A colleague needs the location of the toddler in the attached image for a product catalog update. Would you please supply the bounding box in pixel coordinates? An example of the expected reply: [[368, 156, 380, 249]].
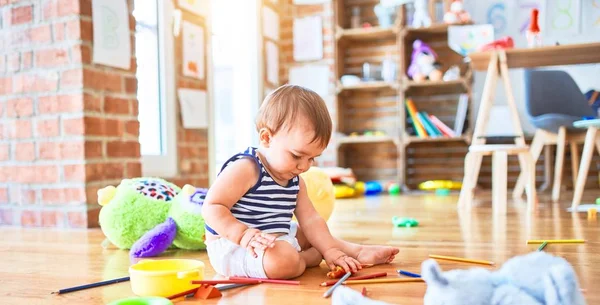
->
[[202, 84, 399, 279]]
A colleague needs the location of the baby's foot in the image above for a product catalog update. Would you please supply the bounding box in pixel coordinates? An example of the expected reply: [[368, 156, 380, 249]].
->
[[356, 245, 399, 265]]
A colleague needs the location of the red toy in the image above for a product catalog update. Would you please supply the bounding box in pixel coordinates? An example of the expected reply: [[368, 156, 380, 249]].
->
[[478, 36, 514, 52]]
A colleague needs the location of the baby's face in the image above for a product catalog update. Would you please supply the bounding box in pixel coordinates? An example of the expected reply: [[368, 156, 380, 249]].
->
[[263, 116, 325, 181]]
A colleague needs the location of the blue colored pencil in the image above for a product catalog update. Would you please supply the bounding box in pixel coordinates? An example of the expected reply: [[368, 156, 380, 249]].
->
[[397, 270, 421, 278], [323, 272, 352, 298]]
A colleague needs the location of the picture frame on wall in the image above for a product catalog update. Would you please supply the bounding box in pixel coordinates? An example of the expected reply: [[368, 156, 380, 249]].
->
[[182, 20, 205, 80]]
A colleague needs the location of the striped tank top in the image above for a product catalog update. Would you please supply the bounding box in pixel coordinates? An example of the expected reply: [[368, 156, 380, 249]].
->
[[205, 147, 300, 236]]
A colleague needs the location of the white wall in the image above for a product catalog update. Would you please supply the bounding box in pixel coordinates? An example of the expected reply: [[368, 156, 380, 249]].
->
[[463, 0, 600, 136]]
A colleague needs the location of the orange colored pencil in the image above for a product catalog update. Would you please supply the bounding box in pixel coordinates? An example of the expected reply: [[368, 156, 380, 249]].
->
[[320, 272, 387, 286], [429, 254, 495, 266], [343, 278, 425, 285], [229, 277, 300, 285]]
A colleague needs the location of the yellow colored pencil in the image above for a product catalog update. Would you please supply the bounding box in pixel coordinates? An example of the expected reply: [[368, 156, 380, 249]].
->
[[429, 254, 495, 266], [342, 278, 425, 285], [526, 239, 585, 245]]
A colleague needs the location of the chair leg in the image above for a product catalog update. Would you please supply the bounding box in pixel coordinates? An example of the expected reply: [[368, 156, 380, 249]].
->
[[570, 141, 579, 189], [524, 151, 538, 212], [552, 126, 566, 201], [540, 145, 553, 191], [458, 152, 476, 209], [572, 127, 598, 210], [492, 151, 508, 214], [514, 130, 544, 198]]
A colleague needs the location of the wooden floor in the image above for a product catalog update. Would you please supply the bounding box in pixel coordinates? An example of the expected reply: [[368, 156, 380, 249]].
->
[[1, 192, 599, 305]]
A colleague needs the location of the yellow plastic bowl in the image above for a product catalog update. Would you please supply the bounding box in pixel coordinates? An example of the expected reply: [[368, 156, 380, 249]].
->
[[129, 259, 205, 297]]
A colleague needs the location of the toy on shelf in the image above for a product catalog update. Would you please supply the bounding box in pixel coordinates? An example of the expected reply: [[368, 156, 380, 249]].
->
[[443, 0, 471, 24], [365, 181, 383, 196], [97, 178, 208, 259], [407, 40, 442, 82], [478, 36, 514, 52], [412, 0, 432, 28], [418, 180, 462, 191], [526, 8, 541, 48]]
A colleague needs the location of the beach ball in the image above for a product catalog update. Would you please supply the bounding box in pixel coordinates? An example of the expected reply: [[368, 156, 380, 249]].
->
[[299, 167, 335, 221]]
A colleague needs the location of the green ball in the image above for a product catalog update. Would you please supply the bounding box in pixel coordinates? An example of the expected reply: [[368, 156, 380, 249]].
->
[[388, 184, 401, 195], [596, 198, 600, 205]]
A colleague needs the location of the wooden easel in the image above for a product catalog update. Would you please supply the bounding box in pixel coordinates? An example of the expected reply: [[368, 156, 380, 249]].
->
[[457, 50, 538, 212]]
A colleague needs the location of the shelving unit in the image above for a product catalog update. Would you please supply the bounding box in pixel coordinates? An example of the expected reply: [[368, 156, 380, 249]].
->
[[333, 0, 474, 191]]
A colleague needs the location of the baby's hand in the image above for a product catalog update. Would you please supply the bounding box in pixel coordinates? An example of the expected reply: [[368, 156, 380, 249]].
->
[[239, 228, 277, 258], [324, 248, 361, 274]]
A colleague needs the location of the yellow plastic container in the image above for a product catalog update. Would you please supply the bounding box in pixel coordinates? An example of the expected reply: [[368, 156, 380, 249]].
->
[[129, 259, 205, 297]]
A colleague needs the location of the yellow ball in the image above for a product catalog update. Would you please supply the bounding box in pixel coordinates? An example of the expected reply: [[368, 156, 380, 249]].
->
[[299, 167, 335, 221]]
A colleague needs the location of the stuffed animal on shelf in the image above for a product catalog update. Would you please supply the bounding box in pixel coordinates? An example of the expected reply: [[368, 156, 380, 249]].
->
[[97, 177, 207, 259], [443, 0, 471, 24], [422, 251, 587, 305], [407, 40, 442, 82], [412, 0, 432, 28]]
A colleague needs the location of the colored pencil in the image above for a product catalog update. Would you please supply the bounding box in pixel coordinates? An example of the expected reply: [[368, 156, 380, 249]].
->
[[229, 277, 300, 285], [320, 272, 387, 286], [323, 272, 352, 298], [397, 270, 421, 278], [343, 278, 425, 285], [537, 241, 548, 251], [51, 276, 130, 294], [429, 254, 495, 266], [191, 279, 261, 285], [526, 239, 585, 244], [168, 283, 257, 300]]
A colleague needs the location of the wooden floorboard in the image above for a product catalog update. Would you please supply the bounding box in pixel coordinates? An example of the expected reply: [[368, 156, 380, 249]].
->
[[1, 191, 599, 304]]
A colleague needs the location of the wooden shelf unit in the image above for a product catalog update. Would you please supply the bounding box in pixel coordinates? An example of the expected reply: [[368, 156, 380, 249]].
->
[[333, 0, 474, 190]]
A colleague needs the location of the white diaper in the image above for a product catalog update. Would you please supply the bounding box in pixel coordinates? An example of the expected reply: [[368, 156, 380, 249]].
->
[[206, 222, 301, 278]]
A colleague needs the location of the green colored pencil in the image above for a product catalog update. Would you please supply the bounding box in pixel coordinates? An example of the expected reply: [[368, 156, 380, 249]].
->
[[537, 241, 548, 251]]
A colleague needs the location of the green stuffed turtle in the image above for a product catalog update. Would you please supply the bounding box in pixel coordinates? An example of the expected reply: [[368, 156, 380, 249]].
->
[[97, 177, 207, 258]]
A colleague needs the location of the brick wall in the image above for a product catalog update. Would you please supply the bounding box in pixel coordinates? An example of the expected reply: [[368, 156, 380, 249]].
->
[[0, 0, 140, 228], [279, 0, 337, 167], [169, 5, 209, 189]]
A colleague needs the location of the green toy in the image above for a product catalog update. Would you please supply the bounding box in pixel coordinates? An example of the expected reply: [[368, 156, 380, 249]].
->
[[97, 177, 207, 259], [392, 216, 419, 227], [107, 297, 173, 305], [596, 197, 600, 205]]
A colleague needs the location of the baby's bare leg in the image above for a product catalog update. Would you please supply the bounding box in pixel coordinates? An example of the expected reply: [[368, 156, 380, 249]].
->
[[295, 224, 399, 265], [300, 247, 323, 268], [263, 240, 306, 279]]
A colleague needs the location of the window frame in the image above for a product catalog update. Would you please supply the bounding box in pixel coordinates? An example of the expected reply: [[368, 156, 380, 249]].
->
[[140, 0, 178, 178]]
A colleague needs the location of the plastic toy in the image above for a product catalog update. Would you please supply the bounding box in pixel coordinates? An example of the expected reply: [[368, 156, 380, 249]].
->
[[388, 183, 401, 195], [392, 216, 419, 227], [107, 297, 173, 305], [478, 36, 514, 52], [412, 0, 431, 28], [526, 8, 541, 48], [407, 40, 442, 82], [435, 188, 450, 196], [443, 0, 471, 24], [422, 251, 586, 305], [418, 180, 462, 191], [365, 181, 383, 195], [299, 167, 336, 221], [128, 258, 205, 297], [97, 178, 208, 259]]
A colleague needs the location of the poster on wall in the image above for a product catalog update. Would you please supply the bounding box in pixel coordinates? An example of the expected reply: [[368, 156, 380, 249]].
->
[[91, 0, 131, 70], [265, 41, 279, 86], [178, 88, 208, 128], [545, 0, 581, 36], [293, 15, 323, 61], [262, 6, 279, 41], [182, 21, 205, 80], [288, 64, 329, 98], [178, 0, 209, 16], [582, 0, 600, 33]]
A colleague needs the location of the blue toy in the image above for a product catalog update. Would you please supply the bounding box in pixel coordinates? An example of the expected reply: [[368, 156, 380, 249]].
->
[[365, 181, 383, 195], [330, 251, 586, 305]]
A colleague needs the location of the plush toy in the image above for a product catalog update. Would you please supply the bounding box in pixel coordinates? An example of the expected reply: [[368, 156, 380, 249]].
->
[[330, 251, 586, 305], [421, 251, 586, 305], [443, 0, 471, 24], [412, 0, 431, 28], [407, 40, 442, 82], [97, 177, 207, 259]]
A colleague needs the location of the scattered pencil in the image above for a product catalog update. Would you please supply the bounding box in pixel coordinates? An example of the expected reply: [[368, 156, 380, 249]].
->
[[323, 272, 352, 298], [51, 276, 130, 295], [361, 287, 367, 296], [191, 279, 261, 285], [228, 277, 300, 285], [429, 254, 495, 266], [397, 270, 421, 278], [343, 278, 424, 285], [526, 239, 585, 245], [537, 241, 548, 251], [320, 272, 387, 287]]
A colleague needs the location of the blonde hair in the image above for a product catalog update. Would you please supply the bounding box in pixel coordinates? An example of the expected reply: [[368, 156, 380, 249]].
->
[[255, 84, 332, 148]]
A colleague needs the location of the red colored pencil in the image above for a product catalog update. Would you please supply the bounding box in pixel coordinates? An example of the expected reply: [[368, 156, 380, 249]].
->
[[229, 277, 300, 285], [319, 272, 387, 286], [191, 279, 261, 285]]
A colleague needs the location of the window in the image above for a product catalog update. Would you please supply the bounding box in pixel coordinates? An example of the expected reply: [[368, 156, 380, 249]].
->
[[134, 0, 178, 177]]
